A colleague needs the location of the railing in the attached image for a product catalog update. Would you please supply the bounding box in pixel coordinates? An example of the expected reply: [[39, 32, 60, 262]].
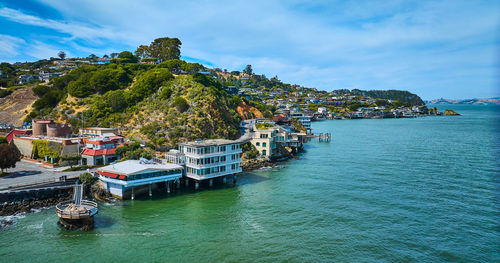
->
[[186, 168, 242, 179], [185, 159, 242, 169], [0, 175, 80, 192], [184, 149, 242, 158], [55, 200, 98, 219]]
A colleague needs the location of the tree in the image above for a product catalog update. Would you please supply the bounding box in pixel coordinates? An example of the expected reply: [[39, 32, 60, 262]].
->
[[243, 64, 253, 75], [110, 53, 118, 58], [118, 51, 134, 59], [172, 96, 189, 112], [79, 172, 94, 186], [0, 144, 21, 173], [117, 51, 138, 63], [135, 45, 150, 59], [88, 54, 97, 60], [58, 51, 66, 60], [0, 136, 7, 144], [137, 37, 182, 62]]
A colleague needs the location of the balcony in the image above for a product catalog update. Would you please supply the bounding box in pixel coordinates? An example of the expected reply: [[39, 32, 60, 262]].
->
[[186, 168, 243, 180], [183, 149, 242, 158], [185, 158, 242, 169]]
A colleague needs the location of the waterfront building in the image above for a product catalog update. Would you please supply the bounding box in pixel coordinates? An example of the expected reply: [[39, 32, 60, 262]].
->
[[97, 159, 183, 199], [179, 139, 243, 188], [164, 149, 186, 165], [251, 122, 278, 157]]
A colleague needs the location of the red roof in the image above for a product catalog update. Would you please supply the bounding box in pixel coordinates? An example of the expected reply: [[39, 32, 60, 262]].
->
[[97, 170, 119, 178], [82, 148, 116, 156], [84, 139, 115, 145], [6, 130, 27, 142], [97, 170, 126, 180]]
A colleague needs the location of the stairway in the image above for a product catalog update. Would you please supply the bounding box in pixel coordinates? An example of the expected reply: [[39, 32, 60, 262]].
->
[[73, 184, 83, 205]]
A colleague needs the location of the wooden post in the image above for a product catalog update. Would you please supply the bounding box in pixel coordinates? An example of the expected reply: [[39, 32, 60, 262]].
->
[[167, 181, 171, 193], [209, 179, 213, 187], [149, 184, 152, 197], [195, 181, 199, 190]]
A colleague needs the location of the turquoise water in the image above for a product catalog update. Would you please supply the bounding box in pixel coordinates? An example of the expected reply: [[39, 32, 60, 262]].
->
[[1, 105, 499, 262]]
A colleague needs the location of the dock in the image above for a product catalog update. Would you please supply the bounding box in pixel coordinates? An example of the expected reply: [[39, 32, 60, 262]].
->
[[307, 132, 332, 142]]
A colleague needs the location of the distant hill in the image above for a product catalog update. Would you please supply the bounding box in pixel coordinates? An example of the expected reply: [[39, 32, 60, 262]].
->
[[348, 89, 425, 106], [426, 98, 500, 105]]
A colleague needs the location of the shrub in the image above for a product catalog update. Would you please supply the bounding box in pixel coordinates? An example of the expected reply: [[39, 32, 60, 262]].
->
[[172, 96, 189, 112], [79, 172, 94, 186]]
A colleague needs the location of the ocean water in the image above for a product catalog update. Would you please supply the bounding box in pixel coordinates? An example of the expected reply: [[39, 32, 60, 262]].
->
[[1, 104, 499, 262]]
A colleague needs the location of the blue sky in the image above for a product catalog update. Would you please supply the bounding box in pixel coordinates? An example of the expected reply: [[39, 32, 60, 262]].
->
[[0, 0, 498, 99]]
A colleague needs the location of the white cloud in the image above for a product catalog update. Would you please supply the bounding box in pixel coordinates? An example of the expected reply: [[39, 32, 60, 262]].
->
[[0, 34, 25, 58], [2, 0, 498, 98], [0, 7, 120, 42]]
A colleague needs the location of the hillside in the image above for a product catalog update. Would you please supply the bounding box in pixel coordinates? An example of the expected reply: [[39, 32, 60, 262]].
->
[[236, 101, 264, 120], [127, 75, 241, 148], [426, 98, 500, 105], [348, 89, 425, 106], [0, 86, 37, 125], [20, 58, 241, 149]]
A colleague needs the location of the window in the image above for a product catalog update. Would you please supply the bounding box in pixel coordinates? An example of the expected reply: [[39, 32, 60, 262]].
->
[[262, 150, 267, 156], [263, 142, 267, 147], [256, 142, 260, 146]]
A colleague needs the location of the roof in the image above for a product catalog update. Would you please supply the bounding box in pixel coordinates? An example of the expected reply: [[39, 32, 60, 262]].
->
[[82, 127, 117, 131], [180, 139, 240, 147], [84, 138, 115, 145], [98, 160, 183, 175], [82, 148, 116, 156], [6, 129, 27, 142]]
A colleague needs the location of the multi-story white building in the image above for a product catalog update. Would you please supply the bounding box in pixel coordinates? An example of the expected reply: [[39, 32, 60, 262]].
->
[[251, 122, 278, 157], [179, 139, 243, 188]]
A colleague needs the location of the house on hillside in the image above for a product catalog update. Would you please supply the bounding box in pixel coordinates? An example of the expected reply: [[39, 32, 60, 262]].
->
[[17, 75, 36, 84], [81, 137, 120, 166]]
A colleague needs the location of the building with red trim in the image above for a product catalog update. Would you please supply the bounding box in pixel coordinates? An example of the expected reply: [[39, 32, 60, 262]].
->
[[97, 159, 183, 199], [81, 137, 119, 166]]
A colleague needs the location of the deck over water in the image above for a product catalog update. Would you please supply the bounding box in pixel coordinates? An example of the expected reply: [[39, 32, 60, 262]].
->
[[55, 200, 98, 219]]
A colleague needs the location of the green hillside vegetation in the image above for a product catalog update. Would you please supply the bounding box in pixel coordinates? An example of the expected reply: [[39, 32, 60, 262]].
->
[[133, 75, 241, 148], [24, 38, 241, 149], [349, 89, 424, 106]]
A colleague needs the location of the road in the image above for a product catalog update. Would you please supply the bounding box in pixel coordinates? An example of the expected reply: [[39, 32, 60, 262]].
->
[[0, 160, 93, 190]]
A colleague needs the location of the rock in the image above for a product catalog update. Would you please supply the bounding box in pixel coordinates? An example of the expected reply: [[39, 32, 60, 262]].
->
[[444, 109, 460, 116], [0, 218, 14, 229], [57, 217, 94, 231]]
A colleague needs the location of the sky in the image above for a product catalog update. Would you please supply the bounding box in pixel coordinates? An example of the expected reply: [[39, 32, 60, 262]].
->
[[0, 0, 498, 99]]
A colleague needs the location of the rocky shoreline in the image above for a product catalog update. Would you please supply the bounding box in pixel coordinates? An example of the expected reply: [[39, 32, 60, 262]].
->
[[241, 156, 297, 171], [0, 194, 71, 229], [0, 195, 71, 217]]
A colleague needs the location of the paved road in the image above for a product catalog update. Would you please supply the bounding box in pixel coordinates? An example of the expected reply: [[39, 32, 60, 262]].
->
[[0, 160, 93, 189]]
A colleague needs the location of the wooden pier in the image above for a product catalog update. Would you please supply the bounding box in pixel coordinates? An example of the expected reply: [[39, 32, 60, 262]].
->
[[307, 132, 332, 142]]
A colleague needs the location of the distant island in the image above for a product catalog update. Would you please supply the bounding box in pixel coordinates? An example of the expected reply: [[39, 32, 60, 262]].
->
[[426, 98, 500, 105]]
